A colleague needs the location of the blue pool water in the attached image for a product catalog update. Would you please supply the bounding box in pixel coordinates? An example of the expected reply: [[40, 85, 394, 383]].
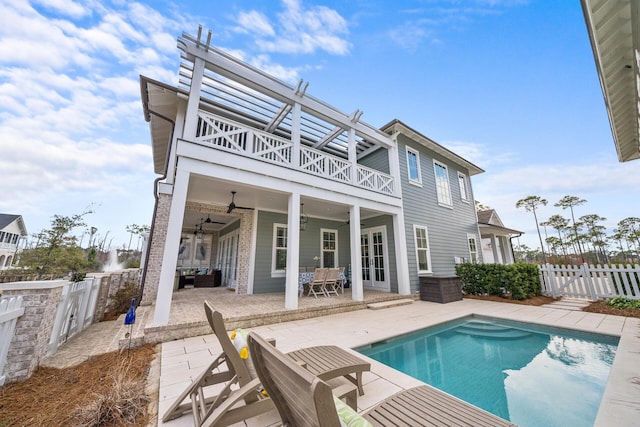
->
[[357, 316, 618, 427]]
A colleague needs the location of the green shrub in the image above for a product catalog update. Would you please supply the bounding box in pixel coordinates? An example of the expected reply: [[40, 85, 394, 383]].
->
[[606, 297, 640, 310], [455, 263, 541, 300]]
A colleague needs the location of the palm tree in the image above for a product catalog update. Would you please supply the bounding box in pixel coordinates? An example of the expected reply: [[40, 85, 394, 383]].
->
[[516, 195, 548, 263], [555, 196, 586, 262], [580, 214, 608, 264]]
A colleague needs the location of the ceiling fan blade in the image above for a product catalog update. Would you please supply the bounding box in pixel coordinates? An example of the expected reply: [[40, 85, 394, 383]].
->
[[235, 206, 254, 210]]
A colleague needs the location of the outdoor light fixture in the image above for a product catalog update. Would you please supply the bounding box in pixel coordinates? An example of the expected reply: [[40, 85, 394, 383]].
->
[[300, 203, 308, 231], [194, 219, 205, 238]]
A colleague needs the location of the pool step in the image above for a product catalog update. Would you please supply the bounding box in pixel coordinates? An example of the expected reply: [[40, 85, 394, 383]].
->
[[456, 322, 531, 339], [367, 298, 414, 310]]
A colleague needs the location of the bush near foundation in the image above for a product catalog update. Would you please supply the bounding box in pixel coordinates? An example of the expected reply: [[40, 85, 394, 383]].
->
[[455, 263, 541, 300]]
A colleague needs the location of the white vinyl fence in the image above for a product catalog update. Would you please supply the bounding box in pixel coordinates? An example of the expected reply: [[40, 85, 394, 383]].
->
[[0, 296, 24, 386], [48, 276, 101, 354], [539, 263, 640, 300]]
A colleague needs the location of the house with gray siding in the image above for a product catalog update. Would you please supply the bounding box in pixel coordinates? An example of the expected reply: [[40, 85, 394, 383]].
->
[[139, 28, 483, 326]]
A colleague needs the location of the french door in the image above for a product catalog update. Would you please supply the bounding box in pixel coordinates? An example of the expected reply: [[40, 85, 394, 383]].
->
[[360, 226, 389, 291], [217, 231, 239, 287]]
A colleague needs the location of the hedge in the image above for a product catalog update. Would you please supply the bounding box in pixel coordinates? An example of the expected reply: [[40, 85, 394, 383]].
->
[[455, 263, 541, 300]]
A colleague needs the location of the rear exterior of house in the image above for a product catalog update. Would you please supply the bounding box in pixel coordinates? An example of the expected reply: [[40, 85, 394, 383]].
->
[[0, 214, 27, 270], [139, 28, 483, 326]]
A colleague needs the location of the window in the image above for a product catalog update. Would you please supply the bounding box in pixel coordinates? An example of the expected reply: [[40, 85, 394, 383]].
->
[[433, 161, 452, 206], [458, 172, 469, 202], [414, 225, 432, 274], [321, 229, 338, 268], [467, 234, 479, 263], [406, 147, 422, 185], [272, 224, 287, 274]]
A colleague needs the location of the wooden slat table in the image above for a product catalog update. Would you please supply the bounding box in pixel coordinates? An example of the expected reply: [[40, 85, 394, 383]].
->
[[362, 385, 516, 426], [286, 345, 370, 396]]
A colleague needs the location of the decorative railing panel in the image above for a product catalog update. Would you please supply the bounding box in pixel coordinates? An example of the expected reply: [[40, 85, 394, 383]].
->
[[195, 111, 395, 195]]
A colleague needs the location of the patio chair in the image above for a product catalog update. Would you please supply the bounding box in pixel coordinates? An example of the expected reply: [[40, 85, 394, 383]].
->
[[163, 301, 370, 425], [308, 267, 329, 298], [247, 331, 517, 427], [324, 267, 341, 297], [162, 302, 274, 426]]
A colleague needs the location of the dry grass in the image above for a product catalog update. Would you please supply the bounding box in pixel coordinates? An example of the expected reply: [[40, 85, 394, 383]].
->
[[0, 345, 156, 427]]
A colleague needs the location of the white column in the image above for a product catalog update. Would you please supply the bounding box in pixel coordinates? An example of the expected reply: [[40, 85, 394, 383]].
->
[[387, 140, 402, 197], [182, 57, 205, 140], [349, 207, 363, 301], [285, 193, 301, 309], [347, 128, 357, 185], [291, 102, 301, 168], [152, 168, 189, 326], [491, 235, 501, 264], [392, 211, 411, 295]]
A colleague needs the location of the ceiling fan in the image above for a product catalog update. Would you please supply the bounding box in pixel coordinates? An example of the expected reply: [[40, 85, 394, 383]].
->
[[204, 214, 225, 224], [338, 212, 364, 227], [227, 191, 254, 214]]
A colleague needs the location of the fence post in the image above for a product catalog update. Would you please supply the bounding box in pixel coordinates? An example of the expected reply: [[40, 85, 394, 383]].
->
[[0, 296, 25, 386], [0, 281, 66, 385]]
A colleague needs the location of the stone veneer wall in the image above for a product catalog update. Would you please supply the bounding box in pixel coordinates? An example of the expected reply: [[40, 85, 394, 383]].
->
[[141, 193, 171, 306], [1, 282, 64, 384]]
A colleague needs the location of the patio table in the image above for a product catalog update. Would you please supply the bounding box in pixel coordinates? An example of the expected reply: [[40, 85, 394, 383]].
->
[[298, 271, 346, 296]]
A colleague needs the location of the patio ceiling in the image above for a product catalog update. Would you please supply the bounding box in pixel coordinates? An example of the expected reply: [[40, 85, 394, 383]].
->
[[181, 176, 382, 234], [582, 0, 640, 162]]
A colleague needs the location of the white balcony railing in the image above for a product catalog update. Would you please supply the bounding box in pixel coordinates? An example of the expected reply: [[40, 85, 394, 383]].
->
[[194, 111, 394, 195]]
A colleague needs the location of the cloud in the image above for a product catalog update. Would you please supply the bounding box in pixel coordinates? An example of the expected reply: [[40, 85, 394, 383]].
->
[[0, 1, 187, 244], [234, 0, 350, 55]]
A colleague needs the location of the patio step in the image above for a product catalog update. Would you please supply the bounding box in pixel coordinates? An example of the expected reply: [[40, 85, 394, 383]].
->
[[367, 298, 413, 310], [545, 298, 591, 311]]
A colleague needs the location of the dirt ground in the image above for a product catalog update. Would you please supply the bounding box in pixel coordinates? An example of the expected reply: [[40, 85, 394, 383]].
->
[[0, 345, 156, 427], [1, 295, 637, 426]]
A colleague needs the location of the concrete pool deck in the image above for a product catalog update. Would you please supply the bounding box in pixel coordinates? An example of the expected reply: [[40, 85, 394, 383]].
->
[[157, 298, 640, 426]]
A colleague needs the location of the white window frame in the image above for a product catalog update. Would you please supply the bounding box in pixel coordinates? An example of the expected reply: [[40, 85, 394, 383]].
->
[[433, 160, 452, 207], [320, 228, 338, 268], [406, 146, 422, 186], [413, 225, 432, 274], [457, 172, 469, 202], [467, 234, 479, 263], [272, 223, 287, 277]]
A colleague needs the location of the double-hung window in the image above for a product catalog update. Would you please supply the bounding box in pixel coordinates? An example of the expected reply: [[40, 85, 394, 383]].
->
[[272, 224, 287, 274], [433, 161, 452, 206], [458, 172, 469, 202], [321, 229, 338, 268], [414, 225, 432, 274], [467, 234, 479, 263], [406, 147, 422, 185]]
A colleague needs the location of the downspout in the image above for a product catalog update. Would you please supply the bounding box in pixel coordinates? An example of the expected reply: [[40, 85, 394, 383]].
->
[[509, 232, 523, 264], [138, 83, 176, 307]]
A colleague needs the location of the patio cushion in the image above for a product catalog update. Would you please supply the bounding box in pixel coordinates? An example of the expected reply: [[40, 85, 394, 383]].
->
[[333, 395, 372, 427]]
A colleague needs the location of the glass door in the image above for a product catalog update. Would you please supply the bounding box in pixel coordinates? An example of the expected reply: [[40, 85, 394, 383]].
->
[[360, 226, 389, 291]]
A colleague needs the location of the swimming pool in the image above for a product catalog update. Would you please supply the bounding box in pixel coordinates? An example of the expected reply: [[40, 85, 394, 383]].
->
[[356, 315, 618, 427]]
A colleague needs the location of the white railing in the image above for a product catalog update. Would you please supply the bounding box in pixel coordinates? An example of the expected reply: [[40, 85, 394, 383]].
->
[[0, 296, 24, 385], [195, 111, 394, 195], [48, 276, 101, 354], [539, 263, 640, 300]]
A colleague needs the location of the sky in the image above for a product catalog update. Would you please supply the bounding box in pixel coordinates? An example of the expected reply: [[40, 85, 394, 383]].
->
[[1, 0, 638, 252]]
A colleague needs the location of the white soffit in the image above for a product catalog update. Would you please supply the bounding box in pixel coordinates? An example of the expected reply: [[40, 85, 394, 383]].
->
[[582, 0, 640, 162]]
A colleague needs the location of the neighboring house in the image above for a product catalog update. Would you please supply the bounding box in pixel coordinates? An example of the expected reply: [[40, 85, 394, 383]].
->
[[139, 29, 483, 326], [0, 214, 27, 270], [477, 209, 522, 265], [581, 0, 640, 162]]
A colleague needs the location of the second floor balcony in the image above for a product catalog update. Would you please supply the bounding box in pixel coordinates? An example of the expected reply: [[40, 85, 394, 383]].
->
[[192, 111, 395, 196]]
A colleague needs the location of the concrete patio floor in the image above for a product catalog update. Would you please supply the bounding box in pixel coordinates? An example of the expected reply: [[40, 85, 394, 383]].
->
[[156, 297, 640, 427]]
